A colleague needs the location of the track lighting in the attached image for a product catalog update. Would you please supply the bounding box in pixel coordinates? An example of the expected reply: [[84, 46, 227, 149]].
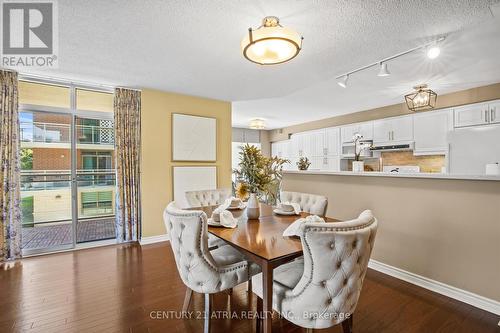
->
[[335, 36, 445, 88], [337, 75, 348, 88], [377, 63, 390, 77], [427, 46, 440, 59]]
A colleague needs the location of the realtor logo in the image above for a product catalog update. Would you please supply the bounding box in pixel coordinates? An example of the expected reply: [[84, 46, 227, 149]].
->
[[1, 0, 58, 67]]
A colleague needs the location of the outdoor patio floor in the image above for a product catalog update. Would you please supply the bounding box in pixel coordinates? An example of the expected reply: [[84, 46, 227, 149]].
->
[[21, 218, 116, 250]]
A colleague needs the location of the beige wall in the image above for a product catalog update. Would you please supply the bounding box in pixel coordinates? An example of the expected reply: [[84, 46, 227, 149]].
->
[[141, 89, 232, 237], [282, 173, 500, 301], [260, 130, 272, 157], [270, 82, 500, 142]]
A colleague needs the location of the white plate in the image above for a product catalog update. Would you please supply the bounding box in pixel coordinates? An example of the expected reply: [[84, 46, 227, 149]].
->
[[227, 203, 246, 210], [273, 209, 299, 216]]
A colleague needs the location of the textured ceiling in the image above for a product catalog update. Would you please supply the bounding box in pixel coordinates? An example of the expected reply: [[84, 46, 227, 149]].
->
[[25, 0, 500, 128]]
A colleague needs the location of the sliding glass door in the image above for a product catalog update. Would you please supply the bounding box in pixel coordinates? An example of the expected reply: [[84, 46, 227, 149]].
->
[[19, 81, 115, 255], [76, 116, 116, 244]]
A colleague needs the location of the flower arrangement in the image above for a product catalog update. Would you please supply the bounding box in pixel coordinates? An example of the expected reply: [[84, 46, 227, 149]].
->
[[296, 156, 311, 170], [353, 133, 372, 161], [233, 144, 289, 205]]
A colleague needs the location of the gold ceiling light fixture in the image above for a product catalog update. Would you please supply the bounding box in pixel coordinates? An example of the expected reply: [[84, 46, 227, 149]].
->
[[241, 16, 303, 65], [404, 84, 438, 112], [249, 118, 266, 129]]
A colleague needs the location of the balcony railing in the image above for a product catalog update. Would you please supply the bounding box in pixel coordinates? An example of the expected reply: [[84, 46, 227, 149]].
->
[[21, 169, 116, 191], [20, 122, 115, 145]]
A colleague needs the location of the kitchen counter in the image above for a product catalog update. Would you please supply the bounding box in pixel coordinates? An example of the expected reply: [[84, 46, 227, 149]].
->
[[283, 170, 500, 181]]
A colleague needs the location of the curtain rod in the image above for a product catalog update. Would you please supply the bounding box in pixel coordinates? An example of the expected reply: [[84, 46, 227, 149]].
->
[[0, 68, 141, 92]]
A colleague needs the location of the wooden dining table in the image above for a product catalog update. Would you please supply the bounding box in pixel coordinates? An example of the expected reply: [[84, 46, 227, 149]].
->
[[196, 204, 339, 333]]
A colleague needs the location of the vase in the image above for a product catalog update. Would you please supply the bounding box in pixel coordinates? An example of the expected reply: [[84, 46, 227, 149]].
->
[[246, 193, 260, 220], [352, 161, 364, 173]]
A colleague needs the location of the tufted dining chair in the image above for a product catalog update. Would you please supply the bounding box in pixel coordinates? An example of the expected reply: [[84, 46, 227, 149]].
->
[[185, 188, 232, 207], [185, 188, 232, 249], [252, 210, 378, 332], [164, 202, 260, 333], [280, 190, 328, 216]]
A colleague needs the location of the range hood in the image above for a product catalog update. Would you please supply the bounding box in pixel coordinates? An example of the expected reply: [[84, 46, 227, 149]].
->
[[371, 142, 414, 151]]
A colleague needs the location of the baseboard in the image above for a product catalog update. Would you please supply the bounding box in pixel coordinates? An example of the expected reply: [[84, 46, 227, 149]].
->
[[368, 259, 500, 315], [139, 234, 169, 245]]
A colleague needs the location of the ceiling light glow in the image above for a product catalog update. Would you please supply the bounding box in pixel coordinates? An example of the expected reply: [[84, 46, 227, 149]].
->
[[427, 46, 440, 59]]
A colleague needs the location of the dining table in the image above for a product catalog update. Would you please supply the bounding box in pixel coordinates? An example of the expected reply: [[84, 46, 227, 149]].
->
[[195, 203, 339, 333]]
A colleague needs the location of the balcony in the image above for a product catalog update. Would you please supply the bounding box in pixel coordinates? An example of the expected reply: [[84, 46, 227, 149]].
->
[[21, 170, 116, 251], [20, 121, 115, 147]]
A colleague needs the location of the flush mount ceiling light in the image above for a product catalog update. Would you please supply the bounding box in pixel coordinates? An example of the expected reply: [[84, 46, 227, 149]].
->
[[249, 118, 266, 129], [337, 75, 349, 88], [241, 16, 303, 65], [404, 84, 438, 112], [377, 62, 390, 77]]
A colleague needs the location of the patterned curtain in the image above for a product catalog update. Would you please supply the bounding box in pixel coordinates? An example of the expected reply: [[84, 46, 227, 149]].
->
[[0, 70, 21, 261], [114, 88, 141, 242]]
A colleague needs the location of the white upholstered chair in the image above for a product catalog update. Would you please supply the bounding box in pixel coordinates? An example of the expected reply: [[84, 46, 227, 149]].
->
[[185, 188, 232, 207], [252, 210, 378, 332], [280, 190, 328, 216], [185, 188, 232, 249], [164, 202, 260, 332]]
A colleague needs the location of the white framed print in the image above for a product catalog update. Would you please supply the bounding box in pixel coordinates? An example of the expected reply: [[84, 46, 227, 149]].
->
[[172, 113, 217, 161]]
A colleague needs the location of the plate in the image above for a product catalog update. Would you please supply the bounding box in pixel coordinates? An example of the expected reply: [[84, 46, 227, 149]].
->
[[273, 209, 299, 216], [227, 203, 246, 210]]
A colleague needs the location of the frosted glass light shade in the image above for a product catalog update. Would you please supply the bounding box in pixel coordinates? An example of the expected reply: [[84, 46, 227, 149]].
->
[[241, 16, 303, 65], [249, 118, 266, 129]]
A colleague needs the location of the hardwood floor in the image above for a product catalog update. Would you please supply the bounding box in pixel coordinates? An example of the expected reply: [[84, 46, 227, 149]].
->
[[0, 242, 498, 333]]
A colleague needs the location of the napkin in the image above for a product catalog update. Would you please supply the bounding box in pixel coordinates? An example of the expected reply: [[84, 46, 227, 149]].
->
[[211, 200, 238, 228], [213, 199, 231, 214], [218, 210, 238, 228], [283, 215, 325, 237], [280, 202, 301, 215]]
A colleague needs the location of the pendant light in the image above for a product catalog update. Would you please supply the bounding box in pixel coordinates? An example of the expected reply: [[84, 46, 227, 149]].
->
[[241, 16, 303, 65], [404, 84, 437, 112], [337, 75, 349, 88], [377, 63, 390, 77]]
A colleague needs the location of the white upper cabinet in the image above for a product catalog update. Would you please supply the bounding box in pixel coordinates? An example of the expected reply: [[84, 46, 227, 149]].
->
[[341, 122, 373, 143], [454, 103, 489, 127], [488, 101, 500, 124], [290, 129, 325, 158], [324, 127, 340, 156], [413, 109, 452, 154], [373, 116, 413, 144]]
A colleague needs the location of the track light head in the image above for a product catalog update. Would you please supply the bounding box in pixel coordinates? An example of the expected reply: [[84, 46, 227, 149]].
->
[[337, 75, 348, 88], [427, 46, 440, 59], [377, 62, 390, 77]]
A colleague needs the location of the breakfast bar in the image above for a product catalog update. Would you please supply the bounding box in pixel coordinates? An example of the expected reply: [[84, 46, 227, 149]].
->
[[281, 171, 500, 305]]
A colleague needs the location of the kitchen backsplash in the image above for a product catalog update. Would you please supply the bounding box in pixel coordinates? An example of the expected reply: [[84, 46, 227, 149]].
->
[[381, 151, 445, 173], [346, 151, 446, 172]]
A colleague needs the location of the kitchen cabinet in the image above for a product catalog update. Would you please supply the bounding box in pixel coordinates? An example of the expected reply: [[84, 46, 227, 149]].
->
[[271, 140, 290, 159], [322, 156, 340, 171], [413, 109, 452, 155], [373, 116, 413, 144], [324, 127, 340, 156], [341, 122, 373, 143], [454, 103, 489, 127], [290, 130, 325, 158], [489, 101, 500, 124]]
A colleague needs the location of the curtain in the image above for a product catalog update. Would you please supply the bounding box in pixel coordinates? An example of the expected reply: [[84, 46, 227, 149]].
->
[[0, 70, 21, 261], [114, 88, 141, 242]]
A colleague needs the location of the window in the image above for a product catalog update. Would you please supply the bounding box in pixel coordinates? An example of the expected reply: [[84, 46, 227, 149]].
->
[[81, 191, 113, 216]]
